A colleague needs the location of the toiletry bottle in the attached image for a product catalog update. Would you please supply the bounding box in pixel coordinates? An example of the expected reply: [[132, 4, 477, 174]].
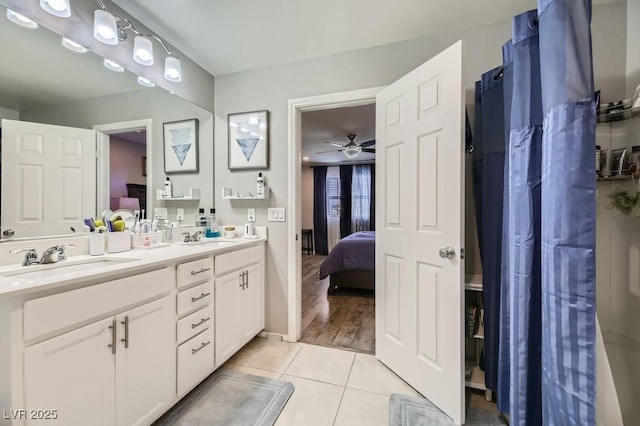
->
[[211, 209, 220, 237], [205, 208, 215, 238], [162, 219, 172, 243], [164, 177, 173, 198], [196, 208, 206, 227], [257, 173, 264, 197]]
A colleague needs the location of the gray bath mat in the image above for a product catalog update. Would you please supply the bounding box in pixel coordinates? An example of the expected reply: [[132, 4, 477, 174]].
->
[[389, 394, 506, 425], [154, 370, 294, 426]]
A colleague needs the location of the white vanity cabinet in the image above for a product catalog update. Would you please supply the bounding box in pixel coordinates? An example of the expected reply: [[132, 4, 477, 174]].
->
[[175, 257, 215, 397], [22, 270, 174, 426], [214, 245, 265, 367]]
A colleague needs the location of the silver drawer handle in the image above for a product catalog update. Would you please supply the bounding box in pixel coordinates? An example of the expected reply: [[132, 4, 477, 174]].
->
[[191, 292, 211, 302], [191, 317, 211, 329], [192, 340, 211, 355], [190, 267, 211, 276]]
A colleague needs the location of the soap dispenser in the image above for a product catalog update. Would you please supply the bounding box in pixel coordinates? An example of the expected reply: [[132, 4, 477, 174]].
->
[[164, 177, 173, 198], [256, 173, 265, 197]]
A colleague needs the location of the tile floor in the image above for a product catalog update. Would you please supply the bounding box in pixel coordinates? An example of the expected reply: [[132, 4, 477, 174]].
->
[[222, 337, 497, 426]]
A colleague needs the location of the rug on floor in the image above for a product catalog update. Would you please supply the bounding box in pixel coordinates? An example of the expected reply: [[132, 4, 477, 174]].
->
[[389, 394, 506, 426], [154, 370, 294, 426]]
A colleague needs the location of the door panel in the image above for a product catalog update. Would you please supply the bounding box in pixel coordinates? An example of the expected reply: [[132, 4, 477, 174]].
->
[[1, 119, 95, 239], [375, 40, 465, 424]]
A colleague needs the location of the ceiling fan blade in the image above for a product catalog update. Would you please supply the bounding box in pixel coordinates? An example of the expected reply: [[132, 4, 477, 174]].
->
[[324, 142, 345, 148], [359, 139, 375, 147], [315, 149, 343, 154], [363, 148, 375, 153]]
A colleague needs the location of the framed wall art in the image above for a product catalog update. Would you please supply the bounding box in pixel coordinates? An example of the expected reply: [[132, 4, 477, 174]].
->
[[228, 110, 269, 170], [164, 118, 199, 173]]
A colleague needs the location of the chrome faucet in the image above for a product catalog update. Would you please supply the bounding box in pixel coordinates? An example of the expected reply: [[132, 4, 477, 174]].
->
[[9, 248, 40, 266], [40, 244, 74, 264], [182, 231, 203, 243]]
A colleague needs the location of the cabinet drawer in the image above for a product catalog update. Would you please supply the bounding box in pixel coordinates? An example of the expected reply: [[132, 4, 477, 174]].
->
[[177, 257, 214, 289], [214, 245, 262, 276], [177, 281, 212, 316], [177, 304, 214, 344], [177, 328, 214, 397]]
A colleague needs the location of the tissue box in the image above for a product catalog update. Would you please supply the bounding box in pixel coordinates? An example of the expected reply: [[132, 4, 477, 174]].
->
[[107, 232, 132, 253]]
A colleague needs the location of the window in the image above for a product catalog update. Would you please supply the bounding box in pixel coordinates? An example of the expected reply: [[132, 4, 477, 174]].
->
[[352, 165, 371, 231], [327, 177, 341, 217]]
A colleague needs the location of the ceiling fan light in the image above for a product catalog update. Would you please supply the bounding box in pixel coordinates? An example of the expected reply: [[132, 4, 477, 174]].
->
[[6, 9, 38, 28], [343, 145, 362, 159], [133, 36, 154, 66], [62, 37, 87, 53], [103, 58, 124, 72], [40, 0, 70, 18], [137, 76, 155, 87], [94, 9, 118, 45], [164, 56, 182, 83]]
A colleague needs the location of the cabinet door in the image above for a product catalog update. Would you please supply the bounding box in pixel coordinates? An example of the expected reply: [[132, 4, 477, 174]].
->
[[215, 271, 242, 366], [240, 263, 265, 344], [24, 317, 116, 426], [115, 297, 173, 426]]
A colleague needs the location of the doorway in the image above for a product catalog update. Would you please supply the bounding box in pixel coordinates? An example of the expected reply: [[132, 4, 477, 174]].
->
[[94, 119, 152, 219], [286, 87, 384, 344]]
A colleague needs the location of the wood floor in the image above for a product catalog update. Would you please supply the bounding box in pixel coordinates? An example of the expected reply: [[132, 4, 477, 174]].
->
[[300, 254, 375, 353]]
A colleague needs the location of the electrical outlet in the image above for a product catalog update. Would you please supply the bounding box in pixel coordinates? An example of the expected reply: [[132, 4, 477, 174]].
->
[[267, 207, 286, 222], [176, 208, 185, 221], [247, 208, 256, 222]]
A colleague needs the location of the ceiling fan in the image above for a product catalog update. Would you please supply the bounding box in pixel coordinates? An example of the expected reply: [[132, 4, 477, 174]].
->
[[316, 134, 375, 159]]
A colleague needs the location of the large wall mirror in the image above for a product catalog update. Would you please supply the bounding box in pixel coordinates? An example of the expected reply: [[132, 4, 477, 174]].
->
[[0, 3, 214, 240]]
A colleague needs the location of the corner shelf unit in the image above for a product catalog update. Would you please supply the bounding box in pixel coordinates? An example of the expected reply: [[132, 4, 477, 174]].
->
[[222, 187, 270, 200], [464, 274, 492, 401], [156, 188, 201, 201]]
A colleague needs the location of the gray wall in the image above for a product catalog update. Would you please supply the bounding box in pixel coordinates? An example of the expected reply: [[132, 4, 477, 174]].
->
[[22, 89, 214, 222], [627, 0, 640, 95], [214, 3, 627, 335], [0, 107, 18, 121]]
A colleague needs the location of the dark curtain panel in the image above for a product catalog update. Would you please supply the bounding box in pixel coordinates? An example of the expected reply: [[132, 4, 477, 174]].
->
[[369, 164, 376, 231], [339, 165, 353, 238], [313, 166, 328, 255]]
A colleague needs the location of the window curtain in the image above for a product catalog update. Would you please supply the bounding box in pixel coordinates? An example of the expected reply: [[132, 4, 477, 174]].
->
[[538, 0, 596, 424], [313, 166, 328, 255], [326, 167, 341, 252], [339, 165, 353, 238], [369, 164, 376, 231], [351, 165, 372, 232]]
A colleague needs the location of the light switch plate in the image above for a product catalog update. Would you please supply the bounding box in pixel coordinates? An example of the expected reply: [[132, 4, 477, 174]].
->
[[267, 207, 286, 222], [247, 208, 256, 222], [176, 208, 185, 221]]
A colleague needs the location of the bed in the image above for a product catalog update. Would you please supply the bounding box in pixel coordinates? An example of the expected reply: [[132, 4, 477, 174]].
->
[[319, 231, 375, 295]]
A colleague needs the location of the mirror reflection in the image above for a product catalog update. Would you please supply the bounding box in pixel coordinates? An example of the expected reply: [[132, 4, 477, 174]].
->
[[0, 4, 213, 240]]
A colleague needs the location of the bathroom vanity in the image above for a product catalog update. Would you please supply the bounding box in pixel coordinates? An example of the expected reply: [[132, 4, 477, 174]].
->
[[0, 237, 266, 426]]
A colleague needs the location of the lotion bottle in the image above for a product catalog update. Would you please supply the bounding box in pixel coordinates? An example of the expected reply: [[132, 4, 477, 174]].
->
[[256, 173, 265, 197], [164, 177, 173, 198]]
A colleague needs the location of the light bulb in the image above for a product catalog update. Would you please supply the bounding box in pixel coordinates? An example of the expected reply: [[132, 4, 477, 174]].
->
[[302, 156, 310, 161], [103, 58, 124, 72], [164, 57, 182, 83], [40, 0, 70, 18], [62, 37, 87, 53], [133, 36, 154, 66], [94, 9, 118, 45], [6, 10, 38, 28], [137, 76, 155, 87]]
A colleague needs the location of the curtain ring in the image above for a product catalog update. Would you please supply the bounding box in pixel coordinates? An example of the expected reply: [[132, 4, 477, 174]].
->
[[529, 17, 539, 30], [492, 66, 504, 82]]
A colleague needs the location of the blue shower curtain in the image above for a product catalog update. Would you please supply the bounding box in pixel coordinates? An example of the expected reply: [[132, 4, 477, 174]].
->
[[538, 0, 596, 424]]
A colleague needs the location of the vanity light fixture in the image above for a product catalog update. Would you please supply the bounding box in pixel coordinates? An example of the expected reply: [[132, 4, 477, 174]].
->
[[302, 155, 310, 161], [137, 76, 155, 87], [62, 37, 87, 53], [40, 0, 71, 18], [94, 0, 182, 83], [103, 58, 124, 72], [6, 9, 38, 28]]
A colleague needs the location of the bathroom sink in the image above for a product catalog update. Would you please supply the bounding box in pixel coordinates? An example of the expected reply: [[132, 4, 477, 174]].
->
[[0, 257, 139, 279], [180, 238, 237, 247]]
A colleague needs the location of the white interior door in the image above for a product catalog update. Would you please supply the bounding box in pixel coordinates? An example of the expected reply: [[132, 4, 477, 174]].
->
[[375, 41, 465, 424], [1, 119, 96, 239]]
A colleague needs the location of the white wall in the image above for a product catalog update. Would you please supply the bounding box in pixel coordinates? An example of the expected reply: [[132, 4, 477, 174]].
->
[[21, 89, 214, 222], [214, 3, 627, 335], [0, 106, 18, 121], [301, 166, 314, 231], [626, 0, 640, 96], [109, 135, 147, 199]]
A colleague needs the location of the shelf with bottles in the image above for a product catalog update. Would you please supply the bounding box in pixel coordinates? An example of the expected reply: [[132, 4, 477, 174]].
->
[[156, 188, 201, 201], [597, 94, 640, 123], [221, 186, 270, 200]]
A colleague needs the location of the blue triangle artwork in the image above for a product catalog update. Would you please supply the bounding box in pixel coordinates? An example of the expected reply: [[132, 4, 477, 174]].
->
[[170, 127, 193, 165], [236, 138, 260, 162]]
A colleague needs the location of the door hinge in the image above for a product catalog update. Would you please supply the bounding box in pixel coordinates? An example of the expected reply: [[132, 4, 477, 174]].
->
[[295, 234, 298, 241], [460, 248, 465, 259]]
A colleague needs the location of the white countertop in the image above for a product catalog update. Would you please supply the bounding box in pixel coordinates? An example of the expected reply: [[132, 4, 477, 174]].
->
[[0, 237, 266, 299]]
